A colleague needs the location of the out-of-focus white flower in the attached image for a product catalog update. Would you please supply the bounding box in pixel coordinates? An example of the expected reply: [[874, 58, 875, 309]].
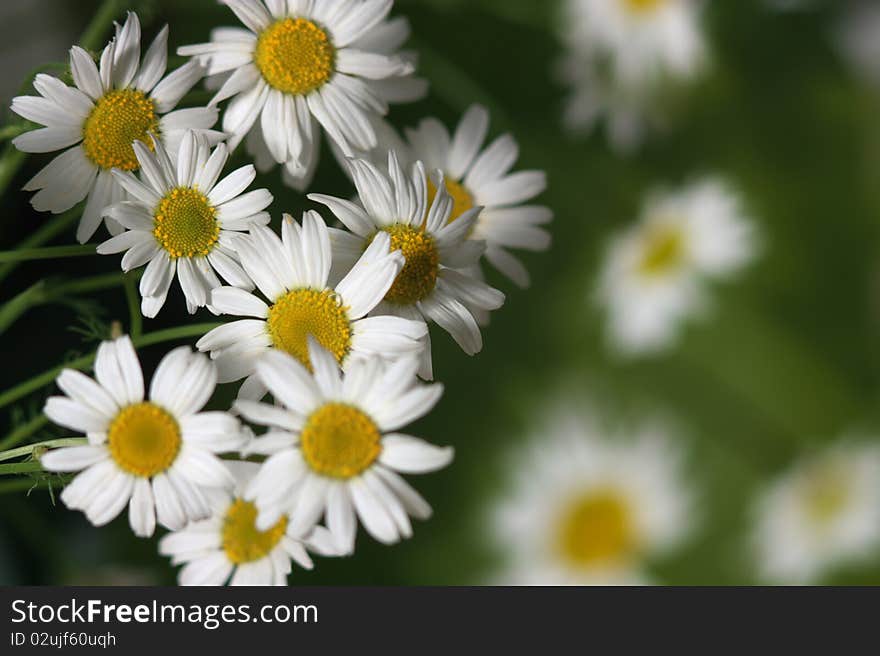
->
[[752, 442, 880, 584], [597, 177, 758, 356], [557, 0, 707, 152], [10, 12, 221, 242], [835, 2, 880, 88], [491, 408, 694, 585]]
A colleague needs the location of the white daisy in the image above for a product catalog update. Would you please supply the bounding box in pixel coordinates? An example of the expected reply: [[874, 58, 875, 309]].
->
[[236, 339, 452, 553], [96, 130, 272, 318], [159, 461, 342, 585], [196, 210, 427, 400], [491, 409, 693, 585], [178, 0, 416, 190], [557, 0, 707, 151], [597, 177, 758, 356], [752, 442, 880, 584], [309, 153, 505, 377], [10, 12, 222, 242], [40, 336, 247, 538], [393, 104, 552, 289]]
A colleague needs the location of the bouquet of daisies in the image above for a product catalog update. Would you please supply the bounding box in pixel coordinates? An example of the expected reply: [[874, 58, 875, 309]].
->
[[0, 1, 551, 585]]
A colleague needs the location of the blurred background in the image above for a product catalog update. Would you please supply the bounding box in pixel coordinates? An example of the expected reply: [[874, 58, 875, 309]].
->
[[2, 0, 880, 585]]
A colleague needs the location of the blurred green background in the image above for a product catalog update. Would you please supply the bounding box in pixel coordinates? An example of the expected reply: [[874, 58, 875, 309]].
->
[[2, 0, 880, 585]]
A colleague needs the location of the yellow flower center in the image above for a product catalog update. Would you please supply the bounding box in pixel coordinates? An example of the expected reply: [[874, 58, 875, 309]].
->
[[804, 465, 850, 527], [266, 288, 352, 370], [254, 17, 335, 95], [222, 499, 288, 564], [107, 402, 181, 478], [622, 0, 667, 14], [153, 187, 220, 259], [427, 178, 475, 225], [557, 489, 635, 568], [300, 402, 381, 479], [381, 224, 440, 305], [82, 89, 159, 171], [638, 223, 686, 276]]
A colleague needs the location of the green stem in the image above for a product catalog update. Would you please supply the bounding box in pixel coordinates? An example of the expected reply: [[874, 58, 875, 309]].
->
[[0, 474, 71, 495], [0, 461, 44, 475], [0, 244, 96, 263], [0, 272, 127, 336], [0, 414, 49, 452], [0, 145, 26, 197], [0, 124, 30, 143], [0, 209, 79, 285], [0, 322, 223, 410], [123, 272, 142, 338], [0, 437, 86, 463], [78, 0, 124, 52]]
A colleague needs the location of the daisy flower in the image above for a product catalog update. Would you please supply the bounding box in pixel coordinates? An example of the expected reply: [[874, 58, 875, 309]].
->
[[309, 153, 505, 377], [96, 130, 272, 318], [177, 0, 416, 190], [395, 104, 552, 288], [491, 409, 693, 585], [236, 340, 452, 553], [159, 461, 342, 585], [597, 177, 758, 356], [557, 0, 707, 151], [40, 336, 247, 538], [752, 442, 880, 584], [196, 211, 427, 400], [11, 12, 221, 242]]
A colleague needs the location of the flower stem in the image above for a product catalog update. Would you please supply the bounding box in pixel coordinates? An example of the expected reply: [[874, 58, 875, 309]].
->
[[0, 124, 30, 143], [0, 322, 223, 410], [0, 272, 127, 336], [0, 414, 49, 452], [78, 0, 124, 52], [123, 271, 142, 338], [0, 244, 96, 264], [0, 209, 80, 285], [0, 437, 86, 463], [0, 474, 71, 495], [0, 461, 44, 475]]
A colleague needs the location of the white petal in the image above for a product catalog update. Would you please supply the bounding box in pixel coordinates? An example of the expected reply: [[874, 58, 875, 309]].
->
[[129, 478, 156, 537], [379, 434, 454, 474]]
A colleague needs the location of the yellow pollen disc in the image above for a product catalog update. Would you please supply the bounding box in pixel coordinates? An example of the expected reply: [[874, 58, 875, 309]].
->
[[153, 187, 220, 259], [381, 224, 440, 305], [222, 499, 288, 564], [638, 223, 686, 276], [427, 178, 475, 225], [622, 0, 667, 14], [107, 402, 181, 478], [82, 89, 159, 171], [300, 403, 381, 479], [255, 18, 335, 95], [266, 288, 352, 370], [557, 489, 635, 567], [804, 465, 849, 526]]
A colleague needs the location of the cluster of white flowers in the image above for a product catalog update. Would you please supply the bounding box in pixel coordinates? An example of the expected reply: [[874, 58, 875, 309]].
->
[[12, 3, 552, 585], [556, 0, 708, 153]]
